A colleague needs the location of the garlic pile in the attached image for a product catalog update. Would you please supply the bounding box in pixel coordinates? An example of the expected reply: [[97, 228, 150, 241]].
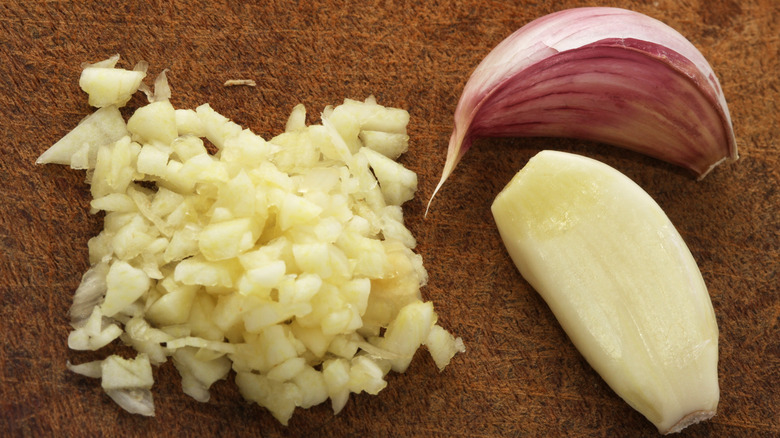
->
[[39, 55, 464, 423]]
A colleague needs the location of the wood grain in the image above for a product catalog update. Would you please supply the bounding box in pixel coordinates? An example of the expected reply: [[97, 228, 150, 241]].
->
[[1, 0, 777, 436]]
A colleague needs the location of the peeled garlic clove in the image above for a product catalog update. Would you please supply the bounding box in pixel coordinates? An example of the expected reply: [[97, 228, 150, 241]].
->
[[431, 7, 737, 208], [492, 150, 719, 434]]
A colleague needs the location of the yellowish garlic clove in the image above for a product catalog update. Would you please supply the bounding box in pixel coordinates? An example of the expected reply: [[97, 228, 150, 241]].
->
[[491, 150, 719, 434]]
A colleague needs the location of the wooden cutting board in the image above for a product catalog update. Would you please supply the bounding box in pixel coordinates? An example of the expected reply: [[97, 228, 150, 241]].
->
[[1, 0, 777, 436]]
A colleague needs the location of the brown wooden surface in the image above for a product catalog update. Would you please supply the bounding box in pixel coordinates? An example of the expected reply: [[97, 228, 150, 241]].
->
[[1, 0, 778, 436]]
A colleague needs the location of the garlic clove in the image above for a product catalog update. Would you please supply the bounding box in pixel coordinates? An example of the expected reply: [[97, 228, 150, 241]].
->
[[491, 150, 719, 434], [429, 7, 737, 211]]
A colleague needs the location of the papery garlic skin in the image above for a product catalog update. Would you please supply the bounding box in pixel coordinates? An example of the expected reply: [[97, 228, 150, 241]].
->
[[430, 7, 737, 210], [492, 150, 719, 434]]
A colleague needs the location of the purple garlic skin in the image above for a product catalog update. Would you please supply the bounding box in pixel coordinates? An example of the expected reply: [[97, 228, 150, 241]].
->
[[431, 7, 737, 209]]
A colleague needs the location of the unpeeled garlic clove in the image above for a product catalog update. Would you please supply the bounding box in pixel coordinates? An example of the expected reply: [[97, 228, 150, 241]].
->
[[429, 7, 737, 210], [491, 150, 719, 434]]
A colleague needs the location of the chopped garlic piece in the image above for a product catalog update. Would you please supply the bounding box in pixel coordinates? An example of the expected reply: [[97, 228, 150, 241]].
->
[[79, 54, 147, 108], [101, 354, 154, 390], [101, 260, 150, 317], [36, 106, 128, 169]]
